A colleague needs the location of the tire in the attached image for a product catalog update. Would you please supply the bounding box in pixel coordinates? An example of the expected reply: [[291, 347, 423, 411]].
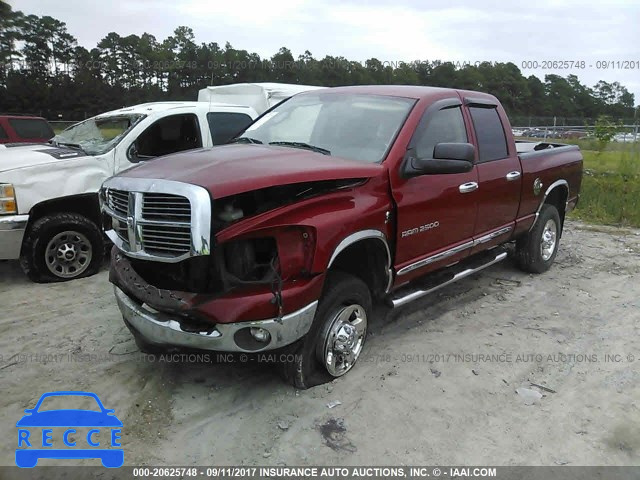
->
[[281, 271, 372, 389], [515, 204, 561, 274], [20, 213, 104, 283]]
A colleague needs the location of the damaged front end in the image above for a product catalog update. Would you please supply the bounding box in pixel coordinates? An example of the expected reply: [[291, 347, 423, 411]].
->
[[100, 176, 357, 352]]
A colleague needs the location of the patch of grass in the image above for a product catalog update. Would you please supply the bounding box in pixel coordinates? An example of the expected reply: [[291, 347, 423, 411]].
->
[[582, 149, 640, 176], [571, 144, 640, 226], [571, 175, 640, 226]]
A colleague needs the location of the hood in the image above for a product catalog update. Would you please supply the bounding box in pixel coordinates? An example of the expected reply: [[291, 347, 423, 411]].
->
[[119, 144, 384, 198], [0, 144, 88, 173]]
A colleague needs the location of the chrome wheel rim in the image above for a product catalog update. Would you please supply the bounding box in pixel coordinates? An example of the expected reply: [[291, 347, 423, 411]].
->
[[540, 219, 557, 261], [45, 231, 93, 278], [320, 304, 367, 377]]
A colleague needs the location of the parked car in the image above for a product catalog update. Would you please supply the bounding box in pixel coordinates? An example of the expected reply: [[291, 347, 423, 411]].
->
[[101, 85, 583, 387], [0, 115, 54, 144], [0, 84, 326, 282], [561, 130, 588, 139]]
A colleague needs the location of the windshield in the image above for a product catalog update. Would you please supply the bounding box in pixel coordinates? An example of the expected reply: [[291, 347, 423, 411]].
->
[[54, 114, 145, 156], [236, 93, 416, 163]]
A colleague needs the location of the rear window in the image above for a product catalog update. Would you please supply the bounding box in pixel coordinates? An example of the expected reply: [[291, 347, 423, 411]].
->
[[8, 118, 54, 140], [469, 107, 508, 162], [0, 124, 7, 139], [207, 112, 253, 145]]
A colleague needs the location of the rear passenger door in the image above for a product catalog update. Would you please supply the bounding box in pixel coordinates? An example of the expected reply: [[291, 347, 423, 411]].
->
[[466, 100, 522, 253]]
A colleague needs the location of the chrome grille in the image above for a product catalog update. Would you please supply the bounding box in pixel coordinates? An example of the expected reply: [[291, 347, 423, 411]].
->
[[106, 188, 129, 217], [104, 188, 193, 258], [142, 193, 191, 222], [141, 224, 192, 255], [101, 178, 211, 263]]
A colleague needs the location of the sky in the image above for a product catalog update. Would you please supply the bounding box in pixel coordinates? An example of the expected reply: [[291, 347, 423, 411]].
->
[[9, 0, 640, 107]]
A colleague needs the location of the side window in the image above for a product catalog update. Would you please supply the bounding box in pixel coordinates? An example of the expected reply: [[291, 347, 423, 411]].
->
[[469, 107, 508, 162], [133, 114, 202, 159], [0, 123, 8, 140], [207, 112, 253, 145], [8, 118, 54, 139], [414, 107, 467, 159]]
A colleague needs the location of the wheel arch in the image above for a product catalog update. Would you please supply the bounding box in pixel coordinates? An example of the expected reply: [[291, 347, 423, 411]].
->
[[327, 230, 392, 300], [27, 193, 102, 230], [541, 180, 569, 234], [532, 180, 569, 237]]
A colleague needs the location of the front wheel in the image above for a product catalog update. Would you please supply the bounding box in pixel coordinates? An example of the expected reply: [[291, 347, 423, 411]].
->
[[515, 204, 561, 273], [281, 271, 372, 389], [20, 213, 104, 282]]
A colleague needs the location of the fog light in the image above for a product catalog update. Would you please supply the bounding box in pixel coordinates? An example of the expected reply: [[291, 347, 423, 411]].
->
[[250, 327, 271, 343]]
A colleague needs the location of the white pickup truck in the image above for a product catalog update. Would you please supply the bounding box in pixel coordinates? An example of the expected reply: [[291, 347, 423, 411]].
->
[[0, 83, 323, 282]]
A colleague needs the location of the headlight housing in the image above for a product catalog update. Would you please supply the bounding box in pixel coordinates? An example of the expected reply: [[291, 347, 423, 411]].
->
[[0, 184, 17, 215], [221, 226, 316, 285]]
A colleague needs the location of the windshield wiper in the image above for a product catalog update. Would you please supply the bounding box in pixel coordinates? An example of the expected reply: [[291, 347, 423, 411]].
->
[[229, 137, 263, 144], [48, 139, 85, 153], [269, 141, 331, 155]]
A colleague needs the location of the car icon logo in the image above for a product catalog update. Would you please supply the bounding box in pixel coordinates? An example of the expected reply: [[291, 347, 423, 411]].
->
[[16, 391, 123, 468]]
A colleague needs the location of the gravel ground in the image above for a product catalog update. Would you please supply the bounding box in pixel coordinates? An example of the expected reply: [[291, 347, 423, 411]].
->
[[1, 220, 639, 471]]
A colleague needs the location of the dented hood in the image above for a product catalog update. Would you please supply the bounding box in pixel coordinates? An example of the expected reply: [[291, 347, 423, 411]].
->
[[0, 143, 88, 173], [119, 144, 383, 198]]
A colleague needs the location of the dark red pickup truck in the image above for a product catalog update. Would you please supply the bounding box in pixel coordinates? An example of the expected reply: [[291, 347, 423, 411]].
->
[[0, 115, 54, 144], [101, 86, 582, 388]]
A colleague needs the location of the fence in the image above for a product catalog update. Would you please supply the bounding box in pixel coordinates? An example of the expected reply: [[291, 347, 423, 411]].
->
[[49, 120, 80, 133], [510, 124, 639, 143]]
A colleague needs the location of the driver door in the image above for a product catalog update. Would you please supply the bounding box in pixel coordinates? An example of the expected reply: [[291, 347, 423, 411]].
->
[[126, 113, 202, 164], [391, 99, 479, 285]]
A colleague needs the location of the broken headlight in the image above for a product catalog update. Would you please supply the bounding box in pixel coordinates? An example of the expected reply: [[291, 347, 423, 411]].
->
[[221, 226, 316, 285]]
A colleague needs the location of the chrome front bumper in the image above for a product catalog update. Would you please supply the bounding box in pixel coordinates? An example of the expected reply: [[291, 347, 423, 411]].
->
[[114, 287, 318, 352], [0, 214, 28, 260]]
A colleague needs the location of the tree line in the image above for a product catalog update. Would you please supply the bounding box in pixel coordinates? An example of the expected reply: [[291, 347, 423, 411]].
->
[[0, 3, 637, 123]]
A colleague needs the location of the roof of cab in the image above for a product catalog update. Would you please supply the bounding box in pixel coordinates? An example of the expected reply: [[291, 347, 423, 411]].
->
[[98, 101, 254, 117], [298, 85, 498, 102]]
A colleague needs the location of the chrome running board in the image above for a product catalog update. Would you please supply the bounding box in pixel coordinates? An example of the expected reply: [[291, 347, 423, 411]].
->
[[389, 249, 508, 308]]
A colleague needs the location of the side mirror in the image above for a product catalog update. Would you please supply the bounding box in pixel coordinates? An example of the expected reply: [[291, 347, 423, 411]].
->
[[127, 143, 154, 163], [403, 142, 475, 177], [433, 142, 475, 162], [127, 143, 140, 163]]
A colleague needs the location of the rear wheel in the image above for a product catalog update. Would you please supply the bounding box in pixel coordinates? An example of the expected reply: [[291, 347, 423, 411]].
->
[[20, 213, 104, 282], [281, 271, 371, 389], [515, 204, 561, 273]]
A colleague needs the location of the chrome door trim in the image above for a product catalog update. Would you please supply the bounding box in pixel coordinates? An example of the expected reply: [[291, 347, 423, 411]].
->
[[396, 225, 513, 276], [397, 240, 474, 276], [506, 171, 521, 181], [474, 225, 513, 245]]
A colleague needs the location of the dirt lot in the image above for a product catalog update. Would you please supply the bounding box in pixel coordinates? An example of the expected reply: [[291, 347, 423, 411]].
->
[[1, 220, 639, 469]]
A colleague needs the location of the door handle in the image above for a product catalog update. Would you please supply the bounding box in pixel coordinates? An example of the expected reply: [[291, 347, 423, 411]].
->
[[506, 171, 521, 181], [459, 182, 478, 193]]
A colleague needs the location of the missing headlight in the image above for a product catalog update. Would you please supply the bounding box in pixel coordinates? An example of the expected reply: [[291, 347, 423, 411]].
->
[[223, 237, 278, 284]]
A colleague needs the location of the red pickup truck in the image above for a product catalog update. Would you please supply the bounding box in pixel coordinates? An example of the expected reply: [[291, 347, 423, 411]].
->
[[101, 86, 583, 388], [0, 115, 54, 144]]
